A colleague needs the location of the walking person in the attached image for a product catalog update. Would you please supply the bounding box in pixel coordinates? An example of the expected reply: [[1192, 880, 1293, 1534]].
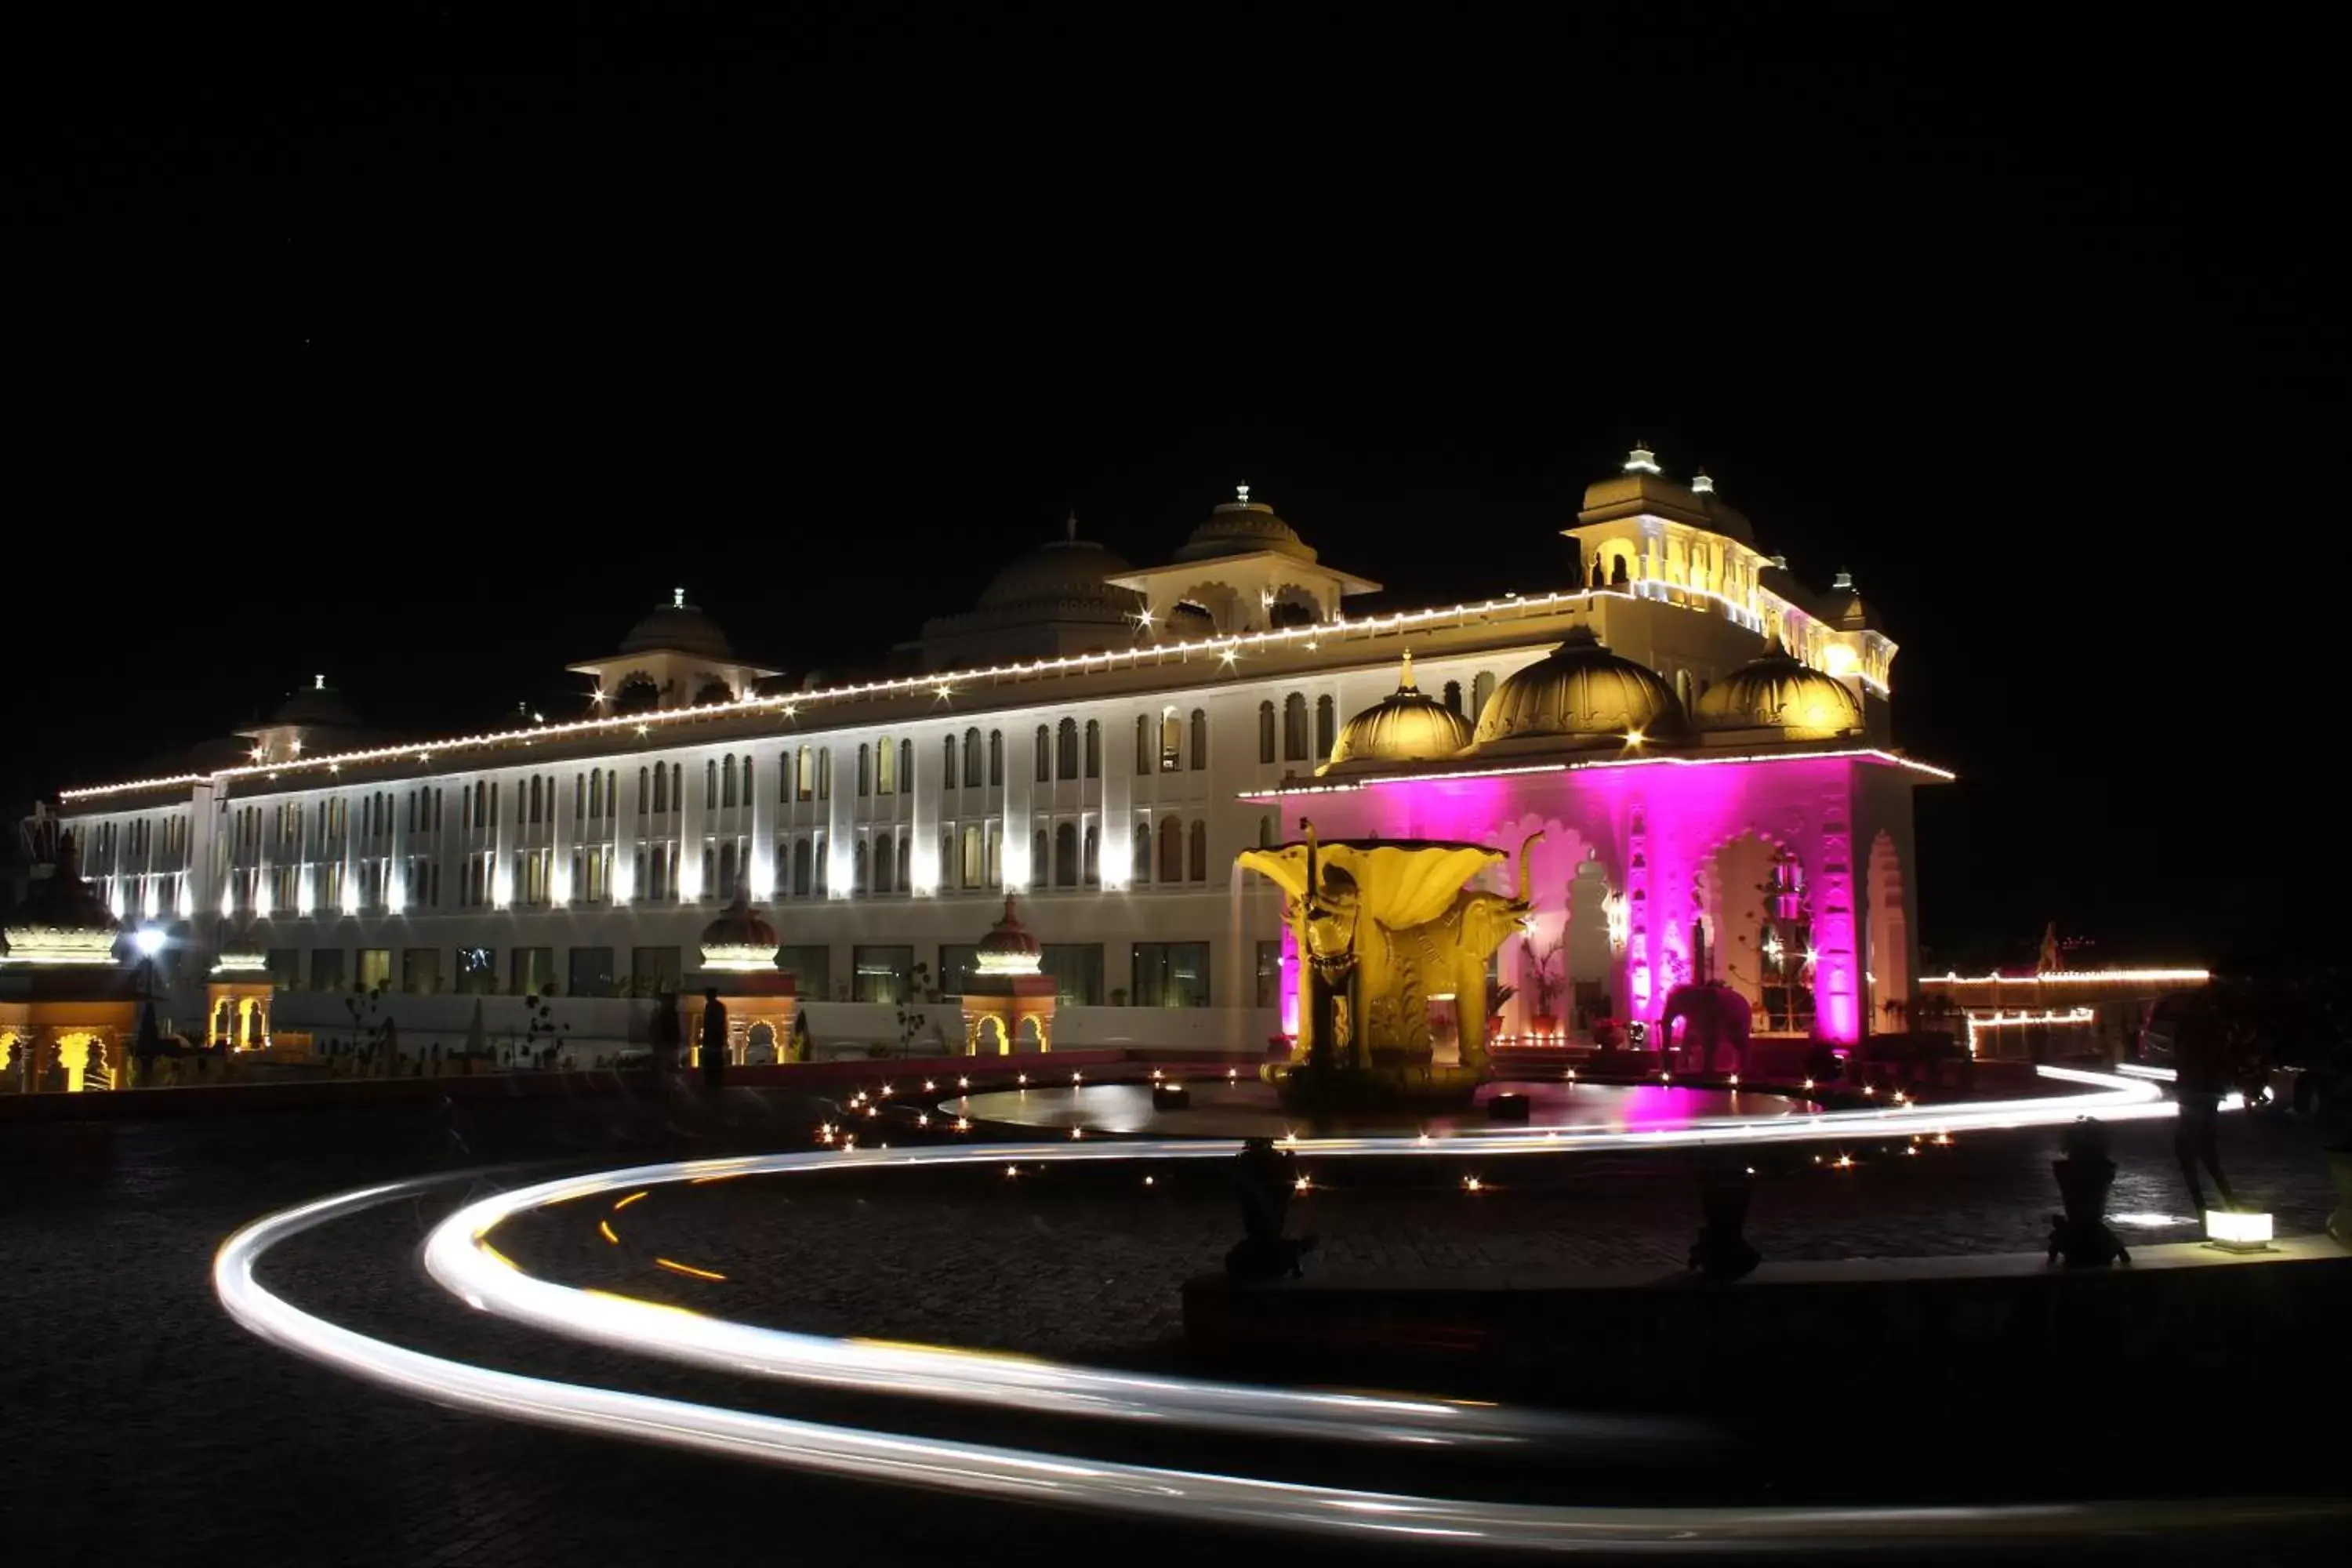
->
[[2173, 981, 2240, 1225], [699, 988, 728, 1094]]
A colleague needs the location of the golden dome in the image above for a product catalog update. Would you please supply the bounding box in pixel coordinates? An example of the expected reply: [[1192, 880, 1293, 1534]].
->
[[1322, 653, 1474, 774], [1692, 641, 1864, 739], [1470, 626, 1683, 750]]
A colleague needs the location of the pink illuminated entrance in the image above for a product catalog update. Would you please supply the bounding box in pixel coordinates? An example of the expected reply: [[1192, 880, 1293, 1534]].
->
[[1248, 750, 1926, 1049]]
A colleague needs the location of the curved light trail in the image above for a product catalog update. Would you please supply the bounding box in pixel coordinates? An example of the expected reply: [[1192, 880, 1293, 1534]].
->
[[422, 1142, 1649, 1451], [415, 1064, 2174, 1446], [212, 1069, 2316, 1549]]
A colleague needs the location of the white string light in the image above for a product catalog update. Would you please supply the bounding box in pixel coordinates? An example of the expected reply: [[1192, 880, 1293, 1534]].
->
[[64, 572, 1889, 801]]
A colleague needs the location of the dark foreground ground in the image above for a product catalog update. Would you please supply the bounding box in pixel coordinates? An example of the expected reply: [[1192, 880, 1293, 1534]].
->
[[1, 1077, 2343, 1566]]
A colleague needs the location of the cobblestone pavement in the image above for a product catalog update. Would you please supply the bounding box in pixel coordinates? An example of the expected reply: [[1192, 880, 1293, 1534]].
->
[[1, 1083, 2340, 1567]]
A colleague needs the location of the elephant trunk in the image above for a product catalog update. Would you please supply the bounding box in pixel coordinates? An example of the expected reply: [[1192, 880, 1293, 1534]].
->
[[1514, 832, 1543, 909]]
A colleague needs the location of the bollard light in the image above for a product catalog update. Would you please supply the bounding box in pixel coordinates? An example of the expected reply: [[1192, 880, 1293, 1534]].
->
[[2204, 1210, 2274, 1253]]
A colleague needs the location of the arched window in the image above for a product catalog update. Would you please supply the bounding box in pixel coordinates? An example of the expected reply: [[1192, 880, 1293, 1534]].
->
[[1160, 711, 1181, 771], [530, 776, 543, 824], [1189, 819, 1207, 883], [672, 764, 681, 814], [852, 838, 869, 895], [1057, 717, 1079, 779], [718, 841, 738, 899], [706, 760, 718, 810], [1159, 816, 1184, 884], [1189, 708, 1207, 770], [1135, 714, 1152, 775], [874, 832, 893, 894], [795, 746, 813, 801], [898, 835, 911, 893], [962, 825, 984, 888], [1472, 670, 1497, 720], [1134, 818, 1152, 884], [793, 837, 812, 896], [1443, 680, 1463, 715], [1035, 726, 1051, 783], [742, 756, 753, 802], [1283, 694, 1308, 760], [989, 730, 1003, 786], [816, 749, 831, 800], [1054, 822, 1078, 887], [723, 755, 738, 808], [858, 744, 872, 797], [652, 766, 669, 814], [1031, 828, 1048, 887], [1083, 822, 1099, 884], [1316, 695, 1336, 757], [898, 739, 912, 793], [944, 735, 957, 789], [1083, 720, 1100, 779], [605, 770, 617, 818], [1258, 814, 1274, 848], [963, 728, 982, 789], [639, 768, 651, 816], [1258, 701, 1276, 763], [877, 735, 896, 795], [574, 774, 586, 819], [702, 845, 715, 899], [812, 832, 828, 895]]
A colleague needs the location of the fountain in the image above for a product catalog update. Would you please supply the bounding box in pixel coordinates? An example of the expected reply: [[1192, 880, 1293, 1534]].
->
[[1237, 822, 1538, 1114]]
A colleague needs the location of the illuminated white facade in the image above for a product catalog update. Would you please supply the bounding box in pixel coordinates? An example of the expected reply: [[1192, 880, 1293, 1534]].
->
[[51, 455, 1921, 1045]]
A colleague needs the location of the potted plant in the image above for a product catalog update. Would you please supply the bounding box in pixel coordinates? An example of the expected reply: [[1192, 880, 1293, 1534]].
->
[[1526, 935, 1563, 1037], [1486, 983, 1516, 1040], [2048, 1116, 2128, 1267]]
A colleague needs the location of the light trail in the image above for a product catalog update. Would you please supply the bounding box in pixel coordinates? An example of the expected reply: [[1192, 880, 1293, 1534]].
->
[[215, 1171, 2346, 1550], [418, 1068, 2174, 1450], [422, 1142, 1639, 1451]]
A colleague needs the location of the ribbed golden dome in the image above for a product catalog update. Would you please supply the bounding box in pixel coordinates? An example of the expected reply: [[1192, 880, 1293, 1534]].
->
[[1692, 641, 1864, 739], [1470, 627, 1683, 750], [1322, 653, 1475, 774]]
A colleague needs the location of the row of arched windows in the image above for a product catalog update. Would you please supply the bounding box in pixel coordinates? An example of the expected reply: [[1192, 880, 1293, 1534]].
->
[[639, 764, 684, 817], [768, 834, 829, 898], [858, 737, 915, 797], [1134, 815, 1210, 884], [786, 746, 834, 803], [1136, 710, 1208, 774], [1258, 694, 1334, 763], [706, 754, 756, 810], [956, 728, 1007, 789], [850, 832, 916, 895], [575, 769, 618, 822]]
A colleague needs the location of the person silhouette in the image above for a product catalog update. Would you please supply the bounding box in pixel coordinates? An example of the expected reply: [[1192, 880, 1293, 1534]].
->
[[2173, 982, 2240, 1224], [1225, 1138, 1317, 1283], [699, 988, 728, 1094]]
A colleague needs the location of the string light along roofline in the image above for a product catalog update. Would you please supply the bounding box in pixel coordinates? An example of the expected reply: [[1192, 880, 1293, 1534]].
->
[[58, 569, 1882, 801], [1236, 746, 1955, 800], [1926, 967, 2212, 985]]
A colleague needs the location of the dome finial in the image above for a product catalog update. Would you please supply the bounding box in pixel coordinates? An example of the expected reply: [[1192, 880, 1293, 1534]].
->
[[1623, 441, 1661, 475], [1065, 510, 1079, 542], [1831, 569, 1855, 592], [1236, 481, 1250, 505], [313, 673, 325, 691], [673, 586, 686, 608], [1397, 649, 1417, 691], [1691, 468, 1715, 495]]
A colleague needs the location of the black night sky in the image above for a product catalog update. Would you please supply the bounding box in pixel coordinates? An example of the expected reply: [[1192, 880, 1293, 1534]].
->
[[4, 9, 2337, 968]]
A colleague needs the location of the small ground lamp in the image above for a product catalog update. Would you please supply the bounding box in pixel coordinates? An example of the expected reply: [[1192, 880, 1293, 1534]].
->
[[2205, 1210, 2274, 1254]]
